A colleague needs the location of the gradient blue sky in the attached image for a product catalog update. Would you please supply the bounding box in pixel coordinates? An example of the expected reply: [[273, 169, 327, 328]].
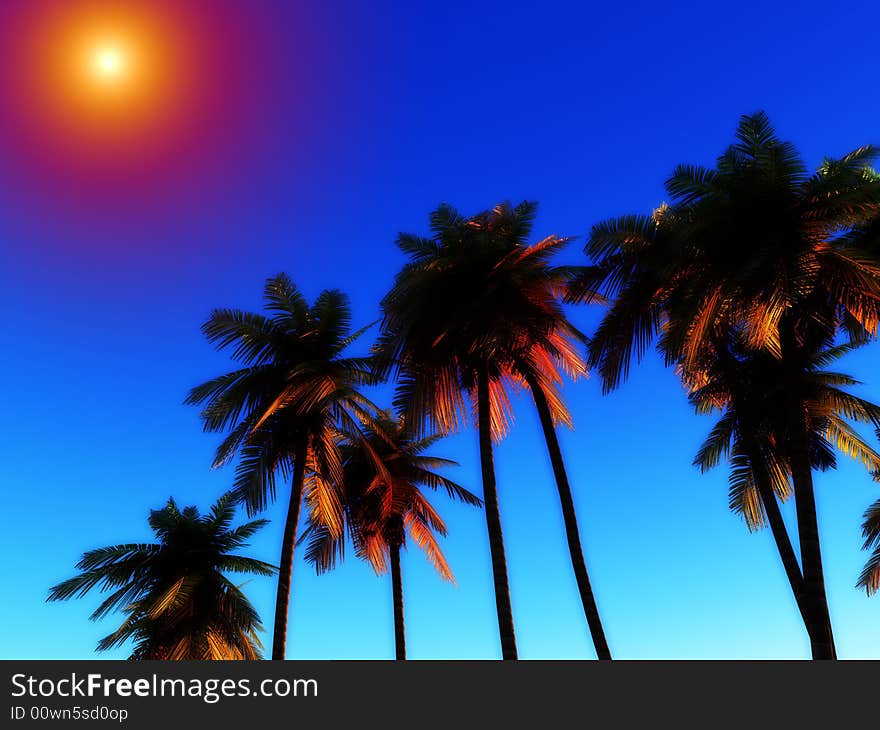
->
[[2, 0, 879, 659]]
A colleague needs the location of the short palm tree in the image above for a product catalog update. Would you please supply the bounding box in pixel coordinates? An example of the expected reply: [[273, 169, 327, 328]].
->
[[574, 112, 880, 658], [185, 274, 378, 659], [47, 493, 275, 660], [378, 201, 611, 659], [687, 332, 880, 650], [302, 414, 480, 659]]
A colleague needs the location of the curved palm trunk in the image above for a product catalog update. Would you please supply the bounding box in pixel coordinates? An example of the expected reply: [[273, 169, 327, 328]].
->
[[754, 476, 812, 626], [788, 440, 836, 659], [271, 438, 308, 660], [476, 363, 518, 660], [780, 327, 836, 660], [389, 541, 406, 660], [525, 372, 611, 660], [740, 433, 813, 632]]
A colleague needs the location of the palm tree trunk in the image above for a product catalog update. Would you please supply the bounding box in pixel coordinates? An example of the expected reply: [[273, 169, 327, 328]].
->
[[476, 362, 518, 660], [740, 432, 813, 632], [754, 475, 812, 626], [780, 325, 836, 659], [525, 372, 611, 660], [788, 436, 836, 659], [271, 438, 308, 660], [389, 541, 406, 660]]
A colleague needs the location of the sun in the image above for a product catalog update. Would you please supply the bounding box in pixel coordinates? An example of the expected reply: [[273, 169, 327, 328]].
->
[[4, 1, 198, 148], [0, 0, 254, 190], [80, 35, 140, 93], [91, 45, 128, 81]]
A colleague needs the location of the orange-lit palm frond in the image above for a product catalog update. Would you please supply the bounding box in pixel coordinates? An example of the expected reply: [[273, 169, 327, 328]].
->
[[302, 469, 344, 541], [823, 416, 880, 474], [477, 374, 517, 443], [302, 415, 478, 582], [405, 511, 454, 583], [378, 201, 585, 441]]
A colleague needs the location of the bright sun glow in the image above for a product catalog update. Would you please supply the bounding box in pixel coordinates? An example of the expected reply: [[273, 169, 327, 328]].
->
[[6, 1, 197, 146], [92, 46, 126, 80], [2, 0, 239, 175]]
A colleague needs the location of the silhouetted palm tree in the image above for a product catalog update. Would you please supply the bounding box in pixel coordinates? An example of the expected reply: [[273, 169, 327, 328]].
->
[[378, 202, 611, 659], [687, 333, 880, 649], [858, 497, 880, 595], [574, 112, 880, 658], [48, 494, 274, 660], [186, 274, 378, 659], [302, 414, 480, 659]]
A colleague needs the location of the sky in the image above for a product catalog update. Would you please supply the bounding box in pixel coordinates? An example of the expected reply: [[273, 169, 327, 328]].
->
[[1, 0, 879, 660]]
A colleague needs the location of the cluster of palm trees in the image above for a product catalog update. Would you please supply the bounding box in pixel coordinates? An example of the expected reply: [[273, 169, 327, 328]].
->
[[50, 112, 880, 660]]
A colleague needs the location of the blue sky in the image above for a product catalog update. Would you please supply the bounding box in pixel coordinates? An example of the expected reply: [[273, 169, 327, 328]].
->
[[1, 0, 879, 659]]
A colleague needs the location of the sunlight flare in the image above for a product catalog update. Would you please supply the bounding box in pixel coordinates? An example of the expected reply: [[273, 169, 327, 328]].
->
[[6, 1, 201, 153], [91, 44, 127, 81]]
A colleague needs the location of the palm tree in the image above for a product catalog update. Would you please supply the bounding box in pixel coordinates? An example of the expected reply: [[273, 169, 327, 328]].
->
[[185, 274, 378, 659], [574, 112, 880, 658], [377, 202, 611, 659], [301, 414, 481, 659], [687, 332, 880, 651], [858, 497, 880, 595], [47, 493, 275, 660]]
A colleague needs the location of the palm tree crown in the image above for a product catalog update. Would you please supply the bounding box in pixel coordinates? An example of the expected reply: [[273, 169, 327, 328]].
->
[[186, 274, 377, 515], [578, 111, 880, 389], [48, 493, 275, 660], [377, 201, 585, 439], [690, 336, 880, 530]]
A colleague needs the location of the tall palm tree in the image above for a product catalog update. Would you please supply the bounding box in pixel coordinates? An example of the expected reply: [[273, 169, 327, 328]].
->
[[687, 332, 880, 651], [301, 414, 481, 659], [574, 112, 880, 658], [185, 274, 378, 659], [377, 202, 611, 659], [47, 493, 275, 660]]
